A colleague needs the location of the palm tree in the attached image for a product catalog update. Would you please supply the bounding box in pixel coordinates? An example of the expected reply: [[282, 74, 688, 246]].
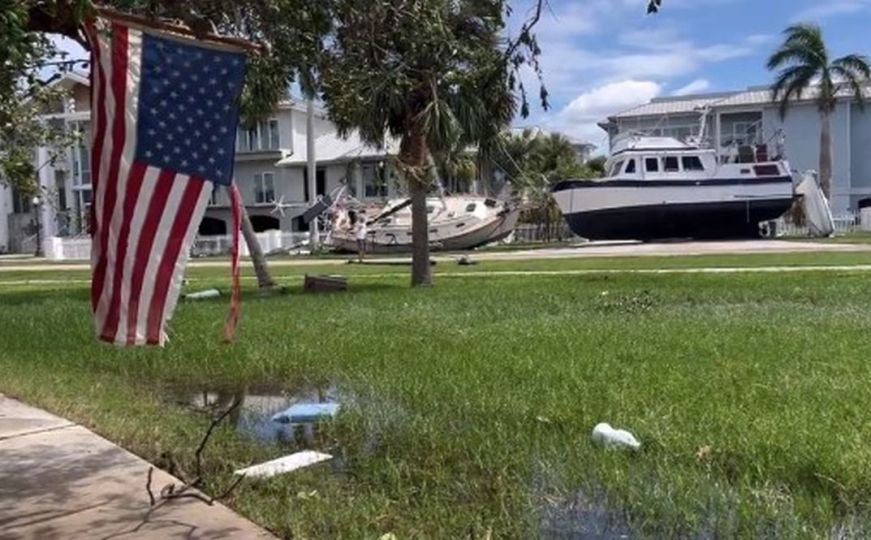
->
[[767, 23, 871, 199], [320, 0, 543, 287]]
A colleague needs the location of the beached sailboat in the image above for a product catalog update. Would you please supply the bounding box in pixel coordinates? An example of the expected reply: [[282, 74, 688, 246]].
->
[[328, 195, 520, 253]]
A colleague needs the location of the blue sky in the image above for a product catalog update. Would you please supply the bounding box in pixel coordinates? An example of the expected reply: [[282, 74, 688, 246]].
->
[[514, 0, 871, 149], [52, 0, 871, 151]]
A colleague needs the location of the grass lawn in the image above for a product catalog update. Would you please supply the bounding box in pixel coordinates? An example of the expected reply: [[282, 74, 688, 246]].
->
[[2, 255, 871, 538]]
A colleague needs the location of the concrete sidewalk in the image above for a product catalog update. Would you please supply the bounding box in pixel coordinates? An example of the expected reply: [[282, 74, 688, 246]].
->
[[0, 394, 273, 540]]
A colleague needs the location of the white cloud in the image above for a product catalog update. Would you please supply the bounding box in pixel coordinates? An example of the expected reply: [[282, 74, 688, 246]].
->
[[792, 0, 871, 22], [539, 79, 662, 146], [673, 79, 711, 96], [563, 80, 662, 120]]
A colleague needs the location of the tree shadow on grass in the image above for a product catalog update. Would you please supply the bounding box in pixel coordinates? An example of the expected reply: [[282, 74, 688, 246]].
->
[[0, 287, 89, 307]]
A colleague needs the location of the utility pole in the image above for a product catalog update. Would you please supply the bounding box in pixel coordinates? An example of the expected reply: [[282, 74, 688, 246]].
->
[[306, 98, 320, 251]]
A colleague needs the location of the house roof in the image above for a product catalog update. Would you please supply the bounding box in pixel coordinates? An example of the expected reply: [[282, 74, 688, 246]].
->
[[276, 131, 400, 167], [714, 83, 871, 109], [610, 82, 871, 119], [610, 93, 736, 119]]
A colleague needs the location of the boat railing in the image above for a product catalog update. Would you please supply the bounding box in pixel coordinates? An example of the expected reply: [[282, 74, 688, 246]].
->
[[718, 128, 786, 165]]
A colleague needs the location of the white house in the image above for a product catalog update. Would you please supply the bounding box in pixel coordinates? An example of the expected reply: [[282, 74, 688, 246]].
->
[[599, 84, 871, 213]]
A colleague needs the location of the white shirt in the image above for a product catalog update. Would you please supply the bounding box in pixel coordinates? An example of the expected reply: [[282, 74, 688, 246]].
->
[[354, 220, 367, 241]]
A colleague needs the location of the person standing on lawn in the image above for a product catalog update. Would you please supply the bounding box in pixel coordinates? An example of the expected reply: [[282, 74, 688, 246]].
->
[[352, 211, 368, 262]]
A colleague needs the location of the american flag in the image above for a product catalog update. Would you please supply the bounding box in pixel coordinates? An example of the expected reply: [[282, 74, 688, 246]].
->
[[84, 17, 246, 346]]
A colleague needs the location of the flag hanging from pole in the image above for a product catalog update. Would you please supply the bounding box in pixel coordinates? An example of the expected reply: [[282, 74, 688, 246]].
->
[[84, 15, 247, 346]]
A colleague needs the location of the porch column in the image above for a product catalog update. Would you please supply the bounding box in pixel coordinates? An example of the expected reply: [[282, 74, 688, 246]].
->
[[353, 161, 363, 199], [37, 146, 56, 246]]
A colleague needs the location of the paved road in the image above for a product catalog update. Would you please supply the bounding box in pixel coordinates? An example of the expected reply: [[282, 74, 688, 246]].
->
[[0, 394, 272, 539], [0, 240, 869, 273]]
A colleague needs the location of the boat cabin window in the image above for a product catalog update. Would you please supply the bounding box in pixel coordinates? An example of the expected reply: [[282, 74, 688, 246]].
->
[[465, 203, 477, 212], [664, 156, 679, 172], [682, 156, 705, 171], [426, 205, 435, 213], [609, 160, 624, 177], [644, 157, 659, 173], [624, 159, 636, 174]]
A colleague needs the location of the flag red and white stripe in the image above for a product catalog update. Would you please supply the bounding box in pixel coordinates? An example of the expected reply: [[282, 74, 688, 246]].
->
[[84, 18, 245, 346]]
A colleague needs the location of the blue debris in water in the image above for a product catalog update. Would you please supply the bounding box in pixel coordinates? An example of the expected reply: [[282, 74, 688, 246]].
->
[[272, 403, 341, 424]]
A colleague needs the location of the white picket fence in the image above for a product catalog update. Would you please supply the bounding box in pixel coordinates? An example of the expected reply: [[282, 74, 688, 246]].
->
[[769, 211, 866, 238], [43, 230, 319, 261], [191, 230, 315, 257]]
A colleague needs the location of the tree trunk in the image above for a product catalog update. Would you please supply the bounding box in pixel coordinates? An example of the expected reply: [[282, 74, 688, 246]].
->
[[819, 111, 833, 201], [400, 124, 432, 287], [239, 205, 277, 290]]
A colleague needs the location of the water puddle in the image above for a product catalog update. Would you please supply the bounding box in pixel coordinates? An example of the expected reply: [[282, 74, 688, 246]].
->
[[165, 381, 347, 447], [538, 489, 633, 540]]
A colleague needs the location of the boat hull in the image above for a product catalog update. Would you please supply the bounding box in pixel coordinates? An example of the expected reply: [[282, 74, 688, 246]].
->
[[330, 208, 521, 253], [561, 198, 794, 240], [553, 177, 794, 240]]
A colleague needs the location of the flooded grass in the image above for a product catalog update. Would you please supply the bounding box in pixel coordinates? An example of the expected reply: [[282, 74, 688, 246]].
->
[[3, 263, 871, 537]]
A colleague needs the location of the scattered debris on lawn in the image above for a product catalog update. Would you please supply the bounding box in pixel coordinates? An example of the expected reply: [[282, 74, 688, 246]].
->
[[303, 274, 348, 293], [184, 289, 221, 300], [272, 402, 341, 424], [457, 255, 477, 266], [591, 422, 641, 450], [234, 450, 333, 479]]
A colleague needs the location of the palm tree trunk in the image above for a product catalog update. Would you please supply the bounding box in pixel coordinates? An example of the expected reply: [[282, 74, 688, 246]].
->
[[400, 125, 432, 287], [239, 205, 277, 290], [819, 111, 833, 201]]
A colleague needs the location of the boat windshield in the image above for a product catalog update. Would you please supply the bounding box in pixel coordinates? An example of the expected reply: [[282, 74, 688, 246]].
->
[[608, 159, 625, 177]]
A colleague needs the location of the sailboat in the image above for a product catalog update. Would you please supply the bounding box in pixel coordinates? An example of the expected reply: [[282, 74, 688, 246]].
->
[[328, 195, 520, 253]]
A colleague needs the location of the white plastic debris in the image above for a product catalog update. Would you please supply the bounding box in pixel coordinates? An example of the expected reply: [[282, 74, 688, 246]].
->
[[796, 170, 835, 237], [591, 422, 641, 450], [234, 451, 333, 479], [184, 288, 220, 300]]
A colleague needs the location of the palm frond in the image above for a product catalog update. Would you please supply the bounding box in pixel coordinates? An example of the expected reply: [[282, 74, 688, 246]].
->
[[831, 55, 871, 111], [832, 54, 871, 79], [767, 45, 823, 71], [771, 65, 817, 117], [774, 23, 828, 67]]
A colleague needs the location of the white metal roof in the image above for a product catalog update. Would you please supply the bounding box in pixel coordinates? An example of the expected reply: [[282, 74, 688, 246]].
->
[[612, 82, 871, 118], [714, 83, 871, 108], [611, 93, 736, 119]]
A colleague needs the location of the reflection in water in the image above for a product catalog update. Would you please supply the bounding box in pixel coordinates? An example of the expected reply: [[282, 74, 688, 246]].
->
[[173, 382, 344, 446]]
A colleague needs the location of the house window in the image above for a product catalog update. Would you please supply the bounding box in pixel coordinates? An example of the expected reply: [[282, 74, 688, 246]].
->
[[268, 119, 280, 149], [682, 156, 705, 171], [362, 163, 388, 198], [731, 122, 759, 146], [644, 158, 659, 173], [11, 188, 32, 214], [254, 172, 275, 203], [624, 159, 636, 174], [237, 119, 280, 152], [71, 122, 91, 186], [664, 156, 679, 172]]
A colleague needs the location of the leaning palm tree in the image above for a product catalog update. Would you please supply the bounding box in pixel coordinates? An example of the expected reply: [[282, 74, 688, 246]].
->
[[767, 23, 871, 199]]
